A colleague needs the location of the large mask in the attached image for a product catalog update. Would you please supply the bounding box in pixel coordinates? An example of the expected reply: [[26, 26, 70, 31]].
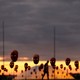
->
[[50, 57, 56, 68], [11, 50, 18, 62], [65, 58, 71, 66], [74, 60, 79, 69], [33, 54, 39, 64]]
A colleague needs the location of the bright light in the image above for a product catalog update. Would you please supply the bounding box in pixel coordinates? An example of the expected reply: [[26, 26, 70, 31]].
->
[[18, 57, 29, 60], [0, 57, 3, 60]]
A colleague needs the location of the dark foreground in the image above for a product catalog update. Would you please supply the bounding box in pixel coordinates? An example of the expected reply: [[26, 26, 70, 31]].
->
[[13, 79, 78, 80], [0, 73, 80, 80], [70, 73, 80, 80], [0, 75, 15, 80]]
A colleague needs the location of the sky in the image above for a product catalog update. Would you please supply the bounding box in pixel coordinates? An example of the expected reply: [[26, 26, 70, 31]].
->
[[0, 0, 80, 61]]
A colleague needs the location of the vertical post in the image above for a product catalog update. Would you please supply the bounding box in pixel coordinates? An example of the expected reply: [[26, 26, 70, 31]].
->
[[2, 21, 5, 63], [54, 27, 55, 80], [2, 21, 5, 74], [54, 27, 55, 60]]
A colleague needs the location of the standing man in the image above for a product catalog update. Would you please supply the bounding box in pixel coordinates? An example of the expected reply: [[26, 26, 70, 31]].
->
[[42, 60, 49, 80]]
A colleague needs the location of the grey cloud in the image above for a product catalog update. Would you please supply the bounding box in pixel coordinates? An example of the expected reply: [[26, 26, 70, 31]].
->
[[0, 0, 80, 60]]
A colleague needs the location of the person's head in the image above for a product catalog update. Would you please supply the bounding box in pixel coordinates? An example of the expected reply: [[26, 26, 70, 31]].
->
[[47, 60, 49, 63]]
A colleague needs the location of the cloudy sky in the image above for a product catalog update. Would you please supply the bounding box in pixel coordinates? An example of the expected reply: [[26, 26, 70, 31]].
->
[[0, 0, 80, 61]]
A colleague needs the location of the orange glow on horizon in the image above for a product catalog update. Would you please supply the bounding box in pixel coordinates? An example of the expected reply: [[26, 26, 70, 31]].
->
[[0, 57, 3, 60], [18, 57, 29, 61], [0, 56, 30, 61], [0, 60, 79, 76]]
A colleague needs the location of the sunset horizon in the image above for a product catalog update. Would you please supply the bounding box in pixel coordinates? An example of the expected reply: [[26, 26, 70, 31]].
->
[[0, 60, 79, 79], [0, 0, 80, 79]]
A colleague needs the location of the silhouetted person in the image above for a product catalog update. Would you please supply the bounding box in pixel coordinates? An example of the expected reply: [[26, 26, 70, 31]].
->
[[42, 60, 49, 80]]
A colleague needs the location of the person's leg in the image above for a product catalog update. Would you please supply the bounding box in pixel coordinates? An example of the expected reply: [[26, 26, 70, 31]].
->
[[42, 73, 45, 80], [47, 72, 49, 80]]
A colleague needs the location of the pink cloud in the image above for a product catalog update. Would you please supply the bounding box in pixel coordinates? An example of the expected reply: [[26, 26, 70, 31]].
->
[[0, 56, 10, 61], [0, 56, 29, 61], [18, 57, 29, 61]]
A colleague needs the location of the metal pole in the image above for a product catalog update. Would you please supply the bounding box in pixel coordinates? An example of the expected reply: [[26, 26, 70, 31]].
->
[[2, 21, 5, 74], [54, 27, 55, 59], [2, 21, 5, 75], [54, 27, 55, 80], [2, 21, 5, 63]]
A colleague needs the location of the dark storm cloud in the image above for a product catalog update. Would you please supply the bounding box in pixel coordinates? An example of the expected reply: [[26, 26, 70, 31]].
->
[[0, 0, 80, 60]]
